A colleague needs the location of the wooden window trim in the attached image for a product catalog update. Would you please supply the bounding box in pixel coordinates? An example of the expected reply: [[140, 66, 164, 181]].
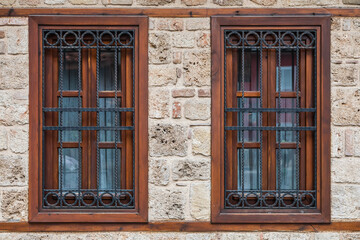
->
[[29, 15, 148, 223], [211, 15, 330, 223]]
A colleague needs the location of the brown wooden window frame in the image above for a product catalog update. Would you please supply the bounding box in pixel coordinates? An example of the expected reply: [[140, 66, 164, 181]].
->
[[211, 15, 330, 223], [29, 15, 148, 223]]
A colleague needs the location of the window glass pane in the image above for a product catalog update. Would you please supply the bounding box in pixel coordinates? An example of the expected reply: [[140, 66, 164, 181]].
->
[[59, 148, 79, 190], [62, 50, 79, 91], [237, 49, 259, 91], [277, 149, 296, 190], [276, 50, 297, 92], [99, 98, 121, 142], [237, 98, 260, 142], [237, 149, 260, 190], [59, 97, 79, 142], [276, 98, 296, 143], [99, 149, 121, 190], [99, 50, 121, 91]]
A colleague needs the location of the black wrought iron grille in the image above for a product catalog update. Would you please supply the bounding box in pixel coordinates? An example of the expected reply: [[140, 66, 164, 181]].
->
[[41, 30, 135, 209], [224, 30, 317, 209]]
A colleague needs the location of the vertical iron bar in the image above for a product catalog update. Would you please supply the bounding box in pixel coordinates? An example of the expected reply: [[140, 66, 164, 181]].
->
[[277, 32, 282, 207], [96, 30, 100, 207], [224, 31, 228, 206], [77, 30, 82, 206], [259, 32, 263, 206], [59, 30, 64, 207], [114, 31, 118, 206], [314, 32, 318, 207], [295, 31, 300, 207], [241, 30, 245, 207], [132, 30, 135, 202]]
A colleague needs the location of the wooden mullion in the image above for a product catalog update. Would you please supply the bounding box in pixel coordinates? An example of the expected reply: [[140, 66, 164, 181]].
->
[[56, 91, 81, 97], [237, 142, 260, 148], [99, 91, 123, 98], [125, 47, 133, 190], [236, 92, 260, 98], [261, 48, 268, 190], [300, 49, 307, 190]]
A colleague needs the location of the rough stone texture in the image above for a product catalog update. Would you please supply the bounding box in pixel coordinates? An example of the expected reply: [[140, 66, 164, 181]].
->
[[331, 127, 344, 158], [102, 0, 133, 4], [149, 159, 170, 186], [184, 99, 210, 120], [0, 55, 29, 90], [0, 129, 7, 151], [149, 33, 171, 64], [173, 32, 196, 48], [149, 65, 177, 86], [332, 158, 360, 183], [196, 32, 210, 48], [0, 42, 5, 55], [332, 88, 360, 125], [190, 181, 210, 220], [149, 88, 170, 119], [345, 129, 354, 156], [343, 0, 360, 4], [332, 184, 360, 220], [314, 232, 341, 240], [150, 124, 188, 157], [172, 159, 210, 181], [0, 154, 27, 186], [1, 188, 27, 222], [0, 31, 5, 39], [8, 128, 28, 154], [331, 63, 359, 86], [0, 18, 27, 26], [157, 19, 184, 31], [19, 0, 41, 5], [173, 51, 182, 64], [186, 19, 210, 31], [181, 0, 207, 5], [250, 0, 276, 5], [332, 32, 360, 59], [149, 187, 186, 220], [44, 0, 66, 4], [192, 127, 210, 156], [69, 0, 98, 4], [172, 89, 195, 98], [173, 101, 181, 119], [138, 0, 174, 6], [183, 50, 211, 86], [213, 0, 242, 5], [198, 88, 210, 97], [0, 0, 15, 6], [6, 27, 28, 55]]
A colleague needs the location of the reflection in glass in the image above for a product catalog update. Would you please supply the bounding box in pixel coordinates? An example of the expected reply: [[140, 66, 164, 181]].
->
[[276, 98, 296, 143], [99, 50, 121, 91], [276, 50, 297, 92], [99, 98, 121, 142], [237, 149, 260, 190], [237, 49, 259, 91], [59, 97, 79, 142], [237, 98, 260, 142], [277, 149, 296, 190], [59, 148, 79, 190], [62, 50, 79, 91], [99, 149, 121, 190]]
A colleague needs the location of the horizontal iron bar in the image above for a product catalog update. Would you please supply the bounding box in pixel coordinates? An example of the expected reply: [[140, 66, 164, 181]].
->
[[225, 126, 316, 131], [43, 107, 134, 112], [226, 108, 316, 113], [43, 46, 134, 49], [44, 189, 134, 192], [43, 126, 134, 131], [225, 46, 315, 49], [226, 190, 316, 193]]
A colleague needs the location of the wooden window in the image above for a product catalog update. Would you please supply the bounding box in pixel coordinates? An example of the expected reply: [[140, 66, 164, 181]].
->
[[29, 16, 148, 222], [211, 16, 330, 223]]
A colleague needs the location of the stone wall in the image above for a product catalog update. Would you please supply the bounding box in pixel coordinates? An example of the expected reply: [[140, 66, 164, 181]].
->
[[0, 12, 359, 237]]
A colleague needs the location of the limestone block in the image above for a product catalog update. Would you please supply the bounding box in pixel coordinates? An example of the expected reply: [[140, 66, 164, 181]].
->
[[345, 129, 354, 156], [149, 187, 186, 220], [173, 32, 195, 48], [181, 0, 207, 6], [332, 158, 360, 183], [173, 52, 182, 64], [286, 0, 314, 6], [331, 63, 359, 86], [149, 88, 170, 119], [44, 0, 66, 4], [102, 0, 133, 4], [8, 128, 28, 154], [18, 0, 41, 5], [69, 0, 98, 4], [332, 184, 360, 220], [196, 32, 210, 48], [343, 0, 360, 4], [192, 127, 210, 156], [138, 0, 174, 6], [172, 102, 181, 119], [0, 0, 16, 6], [0, 41, 5, 54], [0, 55, 29, 90], [331, 127, 344, 158], [149, 33, 171, 64], [198, 88, 210, 97], [186, 233, 220, 240], [0, 129, 7, 151], [332, 88, 360, 125], [7, 27, 28, 54], [250, 0, 276, 5], [184, 99, 210, 120], [331, 18, 341, 31], [213, 0, 242, 5], [0, 31, 5, 39], [183, 50, 211, 87], [343, 19, 352, 31], [172, 159, 210, 181], [314, 233, 340, 240], [186, 18, 210, 31], [220, 233, 261, 240], [149, 124, 188, 157], [0, 154, 27, 186], [157, 19, 184, 31], [149, 159, 170, 186], [0, 18, 27, 26], [172, 89, 195, 98], [1, 188, 28, 222], [342, 233, 360, 240], [0, 104, 28, 126], [149, 65, 177, 86], [332, 32, 356, 59], [189, 182, 210, 220]]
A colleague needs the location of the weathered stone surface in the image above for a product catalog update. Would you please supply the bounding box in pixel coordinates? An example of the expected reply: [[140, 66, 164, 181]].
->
[[342, 233, 360, 240], [149, 159, 170, 186], [331, 17, 341, 31], [250, 0, 276, 5], [173, 52, 182, 64], [331, 127, 344, 158], [181, 0, 206, 5], [0, 104, 28, 126], [332, 32, 359, 59], [213, 0, 242, 5], [6, 27, 28, 55], [157, 19, 184, 31], [0, 154, 27, 186], [149, 187, 186, 220], [0, 129, 7, 151], [149, 88, 170, 119], [331, 63, 359, 86], [183, 51, 211, 87], [172, 32, 195, 48], [0, 0, 15, 6], [332, 184, 360, 220], [69, 0, 98, 4], [44, 0, 66, 4], [172, 102, 181, 119], [343, 19, 352, 31], [332, 88, 360, 125], [8, 128, 28, 154], [1, 188, 28, 221], [315, 0, 338, 5], [0, 31, 5, 39], [220, 233, 261, 240], [172, 159, 210, 181], [184, 99, 210, 121], [0, 18, 27, 26], [314, 232, 340, 240], [332, 158, 360, 183], [172, 89, 195, 98], [345, 129, 354, 156], [149, 65, 177, 86], [102, 0, 133, 4], [18, 0, 41, 5], [138, 0, 174, 6], [0, 42, 5, 55], [149, 124, 188, 157], [0, 56, 29, 90], [190, 182, 210, 220], [149, 33, 171, 64], [198, 88, 210, 97], [196, 32, 210, 48], [192, 127, 210, 156], [343, 0, 360, 4], [186, 18, 210, 31]]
